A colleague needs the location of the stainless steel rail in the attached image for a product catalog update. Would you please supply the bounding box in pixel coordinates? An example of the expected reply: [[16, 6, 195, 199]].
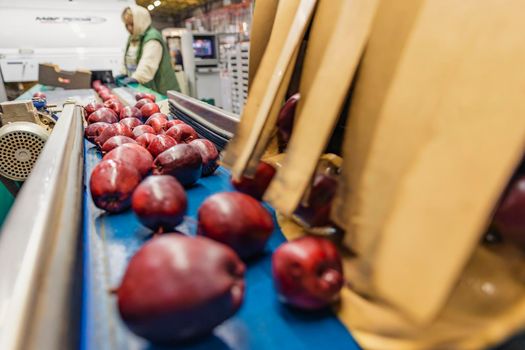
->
[[0, 102, 84, 350], [168, 90, 239, 136]]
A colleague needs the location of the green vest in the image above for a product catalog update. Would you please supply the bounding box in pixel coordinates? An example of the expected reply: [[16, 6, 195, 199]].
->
[[125, 27, 180, 95]]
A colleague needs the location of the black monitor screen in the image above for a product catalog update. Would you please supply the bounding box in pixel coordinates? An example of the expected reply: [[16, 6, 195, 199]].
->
[[193, 35, 216, 59]]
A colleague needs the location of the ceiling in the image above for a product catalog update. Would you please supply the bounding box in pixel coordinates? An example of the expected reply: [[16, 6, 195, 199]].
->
[[136, 0, 209, 17]]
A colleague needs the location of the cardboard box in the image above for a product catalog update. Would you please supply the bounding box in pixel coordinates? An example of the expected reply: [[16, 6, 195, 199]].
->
[[38, 63, 91, 89]]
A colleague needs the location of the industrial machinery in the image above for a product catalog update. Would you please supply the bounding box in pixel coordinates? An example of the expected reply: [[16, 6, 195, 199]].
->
[[162, 28, 196, 97], [0, 100, 56, 181]]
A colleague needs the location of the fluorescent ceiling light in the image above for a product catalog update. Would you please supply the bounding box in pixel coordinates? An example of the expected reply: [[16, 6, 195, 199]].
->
[[154, 0, 161, 6], [147, 4, 154, 10]]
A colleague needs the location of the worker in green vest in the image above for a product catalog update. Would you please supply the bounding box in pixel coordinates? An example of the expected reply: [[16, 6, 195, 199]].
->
[[118, 5, 180, 95]]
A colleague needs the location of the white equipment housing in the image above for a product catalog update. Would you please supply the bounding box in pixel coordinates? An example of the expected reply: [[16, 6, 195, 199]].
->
[[162, 28, 196, 98], [0, 0, 132, 84]]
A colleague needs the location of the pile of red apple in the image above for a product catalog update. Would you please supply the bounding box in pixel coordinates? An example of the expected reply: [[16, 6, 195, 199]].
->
[[83, 83, 345, 344]]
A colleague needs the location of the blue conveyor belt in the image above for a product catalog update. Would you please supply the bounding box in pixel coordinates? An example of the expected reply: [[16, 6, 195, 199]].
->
[[81, 140, 359, 350]]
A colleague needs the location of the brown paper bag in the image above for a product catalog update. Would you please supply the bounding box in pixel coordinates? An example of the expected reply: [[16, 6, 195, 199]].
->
[[248, 0, 279, 89], [329, 0, 525, 348], [223, 0, 316, 178], [264, 0, 379, 216]]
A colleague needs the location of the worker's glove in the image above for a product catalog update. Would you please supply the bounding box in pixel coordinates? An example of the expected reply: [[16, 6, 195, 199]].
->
[[121, 76, 139, 85]]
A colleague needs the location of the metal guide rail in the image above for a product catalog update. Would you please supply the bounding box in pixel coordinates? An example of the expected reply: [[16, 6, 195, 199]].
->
[[167, 91, 239, 150], [0, 101, 84, 350]]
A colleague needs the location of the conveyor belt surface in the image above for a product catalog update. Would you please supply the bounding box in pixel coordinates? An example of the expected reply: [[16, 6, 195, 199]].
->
[[81, 140, 359, 350]]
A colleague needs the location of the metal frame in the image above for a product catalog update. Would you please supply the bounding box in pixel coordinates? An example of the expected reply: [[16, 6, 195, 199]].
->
[[0, 102, 84, 350], [168, 90, 239, 135]]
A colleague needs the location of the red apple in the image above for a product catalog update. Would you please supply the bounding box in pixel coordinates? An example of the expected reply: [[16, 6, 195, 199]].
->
[[146, 113, 168, 122], [84, 122, 110, 144], [131, 175, 187, 232], [101, 136, 137, 153], [135, 98, 154, 110], [147, 134, 178, 158], [145, 112, 168, 124], [198, 192, 274, 259], [294, 158, 339, 228], [120, 117, 143, 130], [117, 234, 245, 343], [92, 80, 102, 89], [190, 139, 219, 176], [165, 119, 186, 129], [89, 159, 141, 213], [135, 92, 147, 101], [32, 92, 46, 99], [153, 144, 202, 187], [84, 101, 104, 116], [98, 90, 110, 99], [135, 92, 156, 102], [272, 236, 343, 310], [166, 124, 198, 143], [132, 125, 155, 139], [140, 102, 160, 119], [135, 133, 156, 148], [104, 99, 124, 115], [277, 93, 300, 150], [95, 124, 133, 148], [103, 143, 153, 177], [145, 115, 168, 134], [231, 161, 276, 201], [120, 106, 143, 121], [493, 176, 525, 250], [102, 94, 118, 102], [87, 108, 118, 125]]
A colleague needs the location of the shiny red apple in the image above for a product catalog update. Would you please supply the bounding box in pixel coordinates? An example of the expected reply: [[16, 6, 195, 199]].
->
[[166, 124, 198, 143], [103, 143, 154, 177], [165, 119, 186, 129], [84, 101, 103, 116], [153, 143, 202, 187], [85, 122, 110, 144], [135, 92, 156, 102], [131, 175, 187, 232], [190, 139, 219, 176], [140, 102, 160, 119], [87, 108, 118, 125], [136, 133, 156, 148], [277, 93, 300, 150], [146, 113, 168, 122], [231, 161, 276, 201], [294, 158, 339, 228], [493, 176, 525, 250], [99, 91, 110, 100], [198, 192, 274, 259], [102, 94, 118, 102], [120, 117, 143, 130], [95, 124, 133, 148], [119, 106, 143, 121], [117, 234, 245, 343], [135, 98, 154, 110], [89, 159, 141, 213], [104, 99, 124, 115], [101, 136, 137, 153], [133, 125, 155, 139], [145, 115, 168, 134], [92, 80, 102, 89], [272, 236, 343, 310], [147, 134, 177, 158]]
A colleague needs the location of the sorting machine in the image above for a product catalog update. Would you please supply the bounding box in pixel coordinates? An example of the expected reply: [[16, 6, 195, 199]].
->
[[0, 84, 359, 350]]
